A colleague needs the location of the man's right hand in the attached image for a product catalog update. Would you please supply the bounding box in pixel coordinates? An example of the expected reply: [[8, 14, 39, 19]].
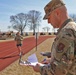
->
[[32, 63, 41, 72]]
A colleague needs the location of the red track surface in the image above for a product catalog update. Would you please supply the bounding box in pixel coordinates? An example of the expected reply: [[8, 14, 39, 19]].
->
[[0, 36, 54, 71]]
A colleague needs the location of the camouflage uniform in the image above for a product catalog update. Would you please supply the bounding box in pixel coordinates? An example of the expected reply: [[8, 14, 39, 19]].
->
[[15, 35, 23, 45], [40, 19, 76, 75]]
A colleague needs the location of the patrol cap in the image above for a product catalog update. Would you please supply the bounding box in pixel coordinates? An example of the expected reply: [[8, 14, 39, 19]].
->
[[43, 0, 65, 19]]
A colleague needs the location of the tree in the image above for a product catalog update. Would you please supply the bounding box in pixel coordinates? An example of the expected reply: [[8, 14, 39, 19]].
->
[[42, 27, 46, 32], [10, 13, 29, 35], [43, 27, 50, 33], [52, 27, 55, 33], [70, 14, 76, 22], [28, 10, 41, 33], [8, 26, 11, 31]]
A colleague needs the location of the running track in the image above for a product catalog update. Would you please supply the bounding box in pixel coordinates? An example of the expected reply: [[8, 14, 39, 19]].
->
[[0, 36, 54, 71]]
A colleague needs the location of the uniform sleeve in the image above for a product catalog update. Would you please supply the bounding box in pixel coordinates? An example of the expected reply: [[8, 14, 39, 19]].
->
[[40, 64, 52, 75], [54, 29, 75, 74], [40, 28, 75, 75], [56, 29, 75, 61]]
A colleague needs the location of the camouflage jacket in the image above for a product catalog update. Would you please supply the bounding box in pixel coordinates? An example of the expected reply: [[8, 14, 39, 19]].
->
[[40, 19, 76, 75]]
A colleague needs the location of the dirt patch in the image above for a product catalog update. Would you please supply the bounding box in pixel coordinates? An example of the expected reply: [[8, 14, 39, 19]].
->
[[0, 38, 54, 75]]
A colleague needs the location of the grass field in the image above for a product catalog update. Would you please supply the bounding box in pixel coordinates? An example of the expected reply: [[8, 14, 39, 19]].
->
[[0, 38, 54, 75]]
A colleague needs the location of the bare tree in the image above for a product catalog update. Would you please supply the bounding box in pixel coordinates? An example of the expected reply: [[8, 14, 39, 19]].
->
[[8, 26, 11, 31], [70, 14, 76, 22], [43, 27, 50, 33], [10, 13, 29, 35], [42, 27, 46, 32], [52, 27, 55, 33], [28, 10, 41, 33]]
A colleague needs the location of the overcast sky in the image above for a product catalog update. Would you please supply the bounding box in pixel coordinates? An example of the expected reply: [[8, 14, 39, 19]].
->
[[0, 0, 76, 32]]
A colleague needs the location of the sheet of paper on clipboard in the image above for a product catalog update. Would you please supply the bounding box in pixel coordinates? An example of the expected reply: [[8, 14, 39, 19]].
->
[[20, 53, 38, 66], [27, 53, 38, 66]]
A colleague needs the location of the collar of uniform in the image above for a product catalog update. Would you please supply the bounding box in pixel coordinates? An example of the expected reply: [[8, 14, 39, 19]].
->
[[57, 18, 73, 34]]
